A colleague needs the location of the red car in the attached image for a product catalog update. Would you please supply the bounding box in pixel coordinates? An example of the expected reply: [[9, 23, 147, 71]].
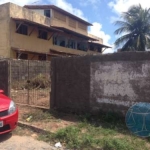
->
[[0, 90, 18, 134]]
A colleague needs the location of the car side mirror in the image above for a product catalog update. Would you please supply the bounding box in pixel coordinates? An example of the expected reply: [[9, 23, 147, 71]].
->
[[0, 90, 4, 93]]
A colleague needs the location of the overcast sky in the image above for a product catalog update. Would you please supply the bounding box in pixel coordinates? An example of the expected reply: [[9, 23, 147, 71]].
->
[[0, 0, 150, 53]]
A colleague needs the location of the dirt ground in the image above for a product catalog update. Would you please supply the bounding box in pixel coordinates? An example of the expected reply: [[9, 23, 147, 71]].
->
[[18, 105, 79, 133], [0, 105, 77, 150], [0, 134, 58, 150]]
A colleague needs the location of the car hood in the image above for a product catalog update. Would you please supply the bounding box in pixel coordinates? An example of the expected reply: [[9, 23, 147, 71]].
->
[[0, 93, 10, 111]]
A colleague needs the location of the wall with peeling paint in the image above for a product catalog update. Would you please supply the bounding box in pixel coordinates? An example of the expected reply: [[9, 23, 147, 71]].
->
[[90, 60, 150, 114], [51, 52, 150, 115]]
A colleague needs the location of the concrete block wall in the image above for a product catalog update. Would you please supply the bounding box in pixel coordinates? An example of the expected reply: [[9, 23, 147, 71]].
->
[[0, 60, 9, 95], [51, 52, 150, 115], [51, 57, 91, 113]]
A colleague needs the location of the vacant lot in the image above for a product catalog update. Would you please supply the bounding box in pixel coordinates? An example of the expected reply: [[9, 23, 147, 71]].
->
[[16, 106, 150, 150]]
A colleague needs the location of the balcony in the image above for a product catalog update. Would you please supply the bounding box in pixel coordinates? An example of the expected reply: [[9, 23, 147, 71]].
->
[[9, 3, 51, 27]]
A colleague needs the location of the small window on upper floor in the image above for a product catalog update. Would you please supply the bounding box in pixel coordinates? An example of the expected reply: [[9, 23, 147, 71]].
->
[[38, 30, 48, 40], [16, 23, 28, 35], [44, 10, 51, 18]]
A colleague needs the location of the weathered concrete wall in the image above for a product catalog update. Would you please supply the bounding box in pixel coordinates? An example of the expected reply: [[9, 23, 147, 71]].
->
[[0, 3, 11, 58], [9, 3, 51, 26], [51, 57, 91, 113], [89, 52, 150, 114], [90, 61, 150, 114], [0, 60, 9, 96], [51, 52, 150, 114]]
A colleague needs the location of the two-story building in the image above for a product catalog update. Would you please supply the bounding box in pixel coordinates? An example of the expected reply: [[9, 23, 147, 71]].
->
[[0, 2, 110, 60]]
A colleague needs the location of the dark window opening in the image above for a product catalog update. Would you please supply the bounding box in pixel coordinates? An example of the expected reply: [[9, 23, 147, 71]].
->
[[53, 35, 66, 47], [44, 10, 51, 18], [16, 53, 28, 60], [89, 45, 94, 51], [60, 41, 65, 47], [39, 55, 46, 60], [68, 40, 76, 49], [16, 23, 28, 35], [53, 36, 57, 45], [38, 30, 48, 40], [77, 42, 87, 51], [98, 47, 102, 52]]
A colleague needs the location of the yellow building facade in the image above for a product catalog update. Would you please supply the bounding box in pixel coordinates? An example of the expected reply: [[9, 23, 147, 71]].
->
[[0, 2, 110, 60]]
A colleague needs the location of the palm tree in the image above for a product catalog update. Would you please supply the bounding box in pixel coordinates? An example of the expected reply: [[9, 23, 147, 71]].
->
[[114, 4, 150, 51]]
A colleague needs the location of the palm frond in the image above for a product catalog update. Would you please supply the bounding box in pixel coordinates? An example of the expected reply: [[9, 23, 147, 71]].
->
[[114, 4, 150, 51], [114, 33, 133, 48], [114, 27, 131, 35]]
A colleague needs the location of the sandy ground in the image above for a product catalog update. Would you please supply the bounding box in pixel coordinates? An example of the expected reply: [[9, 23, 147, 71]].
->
[[18, 105, 78, 133], [0, 133, 58, 150]]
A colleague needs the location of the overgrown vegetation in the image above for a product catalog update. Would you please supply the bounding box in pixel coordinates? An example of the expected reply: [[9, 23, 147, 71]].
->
[[26, 74, 50, 89], [22, 109, 53, 121], [15, 106, 150, 149], [12, 74, 50, 90], [37, 111, 150, 150]]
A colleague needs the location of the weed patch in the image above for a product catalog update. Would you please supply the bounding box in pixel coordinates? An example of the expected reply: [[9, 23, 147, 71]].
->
[[18, 108, 150, 150], [22, 109, 52, 122], [102, 138, 134, 150]]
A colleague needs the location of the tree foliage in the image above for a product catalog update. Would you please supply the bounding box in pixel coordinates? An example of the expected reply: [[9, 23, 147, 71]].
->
[[114, 4, 150, 51]]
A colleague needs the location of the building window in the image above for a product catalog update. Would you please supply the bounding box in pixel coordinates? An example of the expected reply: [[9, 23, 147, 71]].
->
[[89, 45, 94, 51], [39, 55, 46, 60], [68, 40, 76, 49], [60, 40, 65, 47], [53, 36, 58, 45], [16, 23, 28, 35], [44, 10, 51, 18], [77, 42, 88, 51], [53, 35, 66, 47], [98, 47, 102, 52], [38, 30, 48, 40], [16, 52, 28, 60]]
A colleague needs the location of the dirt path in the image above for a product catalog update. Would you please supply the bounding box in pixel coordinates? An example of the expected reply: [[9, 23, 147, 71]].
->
[[0, 134, 57, 150]]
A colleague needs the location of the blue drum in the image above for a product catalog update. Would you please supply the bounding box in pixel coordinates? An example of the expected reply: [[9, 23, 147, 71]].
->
[[126, 102, 150, 137]]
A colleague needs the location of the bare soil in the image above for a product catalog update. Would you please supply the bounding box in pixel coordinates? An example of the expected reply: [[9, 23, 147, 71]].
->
[[18, 105, 79, 133], [0, 134, 57, 150]]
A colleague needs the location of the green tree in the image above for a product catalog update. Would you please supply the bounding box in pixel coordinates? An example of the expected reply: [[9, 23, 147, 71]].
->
[[114, 4, 150, 51]]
